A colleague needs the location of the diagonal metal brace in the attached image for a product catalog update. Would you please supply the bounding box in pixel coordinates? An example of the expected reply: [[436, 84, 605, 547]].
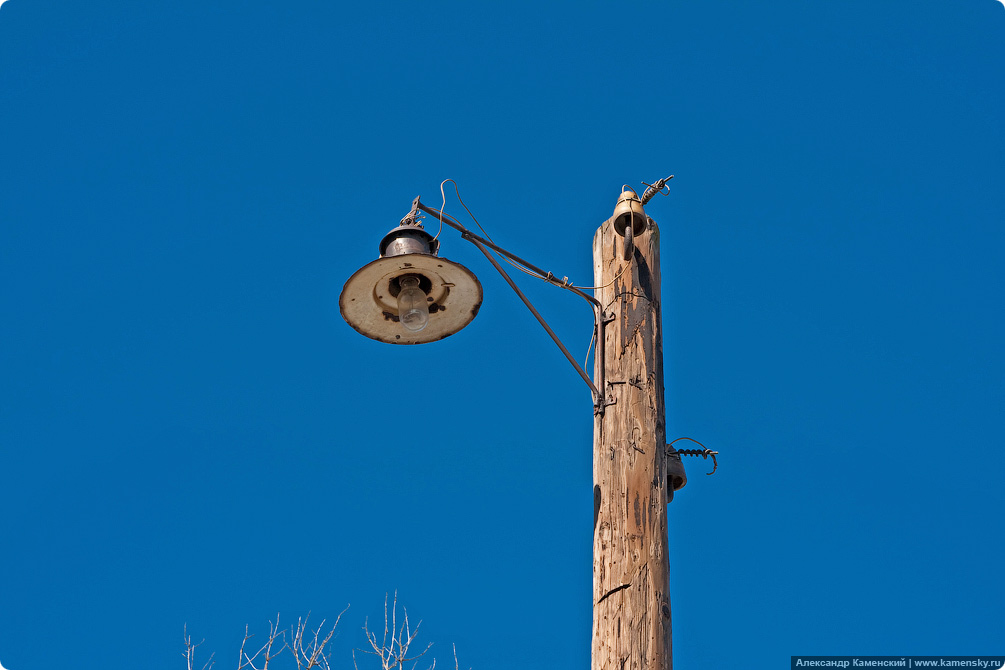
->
[[465, 234, 603, 404], [414, 199, 613, 414]]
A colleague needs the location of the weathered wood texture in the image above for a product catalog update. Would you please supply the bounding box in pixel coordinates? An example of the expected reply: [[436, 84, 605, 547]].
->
[[592, 217, 671, 670]]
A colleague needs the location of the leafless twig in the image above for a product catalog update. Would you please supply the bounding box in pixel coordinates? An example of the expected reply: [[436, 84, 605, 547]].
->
[[184, 625, 215, 670], [353, 593, 434, 670], [239, 615, 291, 670], [291, 608, 347, 670]]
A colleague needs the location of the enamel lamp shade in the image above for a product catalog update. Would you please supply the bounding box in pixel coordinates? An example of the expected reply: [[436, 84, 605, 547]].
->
[[339, 221, 483, 345]]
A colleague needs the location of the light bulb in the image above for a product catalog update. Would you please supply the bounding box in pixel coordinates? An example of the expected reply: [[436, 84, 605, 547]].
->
[[397, 276, 429, 332]]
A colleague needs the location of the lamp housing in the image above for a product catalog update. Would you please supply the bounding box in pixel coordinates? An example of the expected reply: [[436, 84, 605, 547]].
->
[[340, 217, 482, 345]]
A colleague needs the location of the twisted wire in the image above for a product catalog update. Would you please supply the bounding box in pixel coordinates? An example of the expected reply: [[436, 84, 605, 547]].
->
[[640, 175, 674, 205], [668, 437, 718, 475]]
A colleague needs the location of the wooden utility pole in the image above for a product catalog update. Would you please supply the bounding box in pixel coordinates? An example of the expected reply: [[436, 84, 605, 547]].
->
[[592, 215, 675, 670]]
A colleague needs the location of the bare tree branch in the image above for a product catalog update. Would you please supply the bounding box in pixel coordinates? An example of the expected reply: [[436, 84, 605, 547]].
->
[[356, 593, 436, 670], [184, 599, 461, 670], [184, 625, 215, 670]]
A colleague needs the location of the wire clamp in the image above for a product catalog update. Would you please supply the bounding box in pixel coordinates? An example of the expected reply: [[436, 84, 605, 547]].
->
[[399, 196, 423, 226]]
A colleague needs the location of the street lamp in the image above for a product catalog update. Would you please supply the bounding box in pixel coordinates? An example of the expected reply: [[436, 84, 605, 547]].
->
[[339, 178, 710, 670], [339, 205, 483, 344], [340, 194, 613, 412]]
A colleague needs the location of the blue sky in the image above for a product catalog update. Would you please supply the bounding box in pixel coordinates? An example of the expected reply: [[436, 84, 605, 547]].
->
[[1, 1, 1003, 668]]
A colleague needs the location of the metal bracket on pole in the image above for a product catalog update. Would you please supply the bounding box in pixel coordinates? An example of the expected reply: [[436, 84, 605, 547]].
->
[[599, 381, 620, 413], [593, 308, 616, 416]]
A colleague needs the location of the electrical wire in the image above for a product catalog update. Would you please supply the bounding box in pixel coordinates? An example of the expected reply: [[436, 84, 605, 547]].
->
[[668, 437, 710, 450], [436, 179, 573, 284], [435, 178, 640, 294], [430, 179, 452, 242], [571, 262, 630, 291]]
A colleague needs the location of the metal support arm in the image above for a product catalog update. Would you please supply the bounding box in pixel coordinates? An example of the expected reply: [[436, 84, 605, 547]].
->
[[413, 199, 612, 414], [415, 201, 601, 309]]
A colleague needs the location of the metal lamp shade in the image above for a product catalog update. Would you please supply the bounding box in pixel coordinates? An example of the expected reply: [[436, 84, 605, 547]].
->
[[339, 253, 483, 344]]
